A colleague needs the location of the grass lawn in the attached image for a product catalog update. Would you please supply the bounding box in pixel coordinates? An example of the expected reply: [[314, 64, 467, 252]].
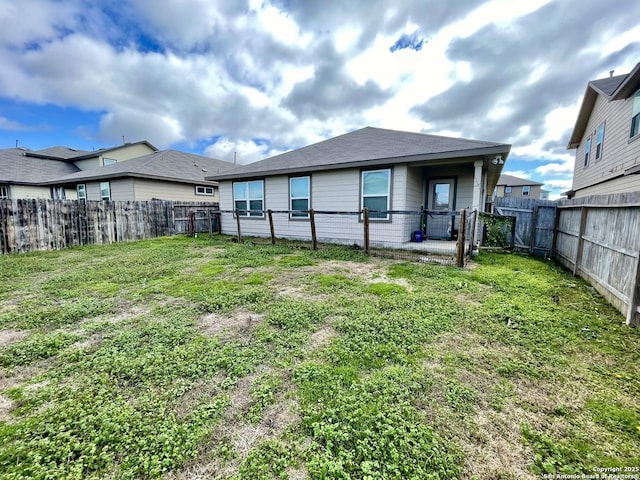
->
[[0, 236, 639, 479]]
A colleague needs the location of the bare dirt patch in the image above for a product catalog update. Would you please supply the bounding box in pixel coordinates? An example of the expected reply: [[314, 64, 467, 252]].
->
[[0, 394, 14, 422], [308, 325, 337, 351], [0, 329, 29, 348], [197, 310, 264, 339]]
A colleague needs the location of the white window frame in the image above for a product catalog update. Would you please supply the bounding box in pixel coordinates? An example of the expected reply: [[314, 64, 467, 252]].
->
[[77, 184, 86, 200], [0, 185, 8, 199], [504, 186, 512, 194], [584, 136, 591, 167], [195, 185, 215, 196], [361, 168, 391, 220], [100, 181, 111, 201], [522, 185, 531, 196], [631, 90, 640, 138], [289, 176, 310, 219], [103, 158, 117, 166], [595, 123, 605, 160], [233, 180, 264, 217]]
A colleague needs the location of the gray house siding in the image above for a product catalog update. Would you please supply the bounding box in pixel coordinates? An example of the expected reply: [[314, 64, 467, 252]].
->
[[572, 91, 640, 196]]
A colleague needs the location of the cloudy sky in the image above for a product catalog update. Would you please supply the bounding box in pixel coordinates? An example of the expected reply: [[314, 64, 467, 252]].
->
[[1, 0, 639, 199]]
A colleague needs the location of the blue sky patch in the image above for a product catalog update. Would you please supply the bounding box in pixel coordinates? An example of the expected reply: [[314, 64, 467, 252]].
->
[[390, 31, 424, 53]]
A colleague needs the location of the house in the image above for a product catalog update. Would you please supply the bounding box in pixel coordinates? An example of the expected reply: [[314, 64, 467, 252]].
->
[[51, 150, 235, 202], [494, 174, 545, 199], [0, 141, 158, 200], [207, 127, 511, 247], [566, 63, 640, 198]]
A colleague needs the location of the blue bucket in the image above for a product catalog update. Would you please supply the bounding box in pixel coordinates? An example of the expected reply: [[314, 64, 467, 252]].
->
[[412, 230, 423, 243]]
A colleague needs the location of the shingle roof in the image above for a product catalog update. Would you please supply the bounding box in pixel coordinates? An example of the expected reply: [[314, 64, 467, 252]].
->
[[497, 174, 543, 187], [0, 148, 81, 184], [590, 75, 627, 96], [31, 146, 91, 160], [52, 149, 235, 185], [208, 127, 511, 180]]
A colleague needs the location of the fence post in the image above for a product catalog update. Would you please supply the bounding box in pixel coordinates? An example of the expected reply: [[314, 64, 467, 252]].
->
[[551, 205, 561, 258], [627, 252, 640, 326], [456, 209, 467, 267], [510, 216, 516, 250], [363, 208, 370, 255], [235, 210, 242, 243], [217, 212, 222, 235], [309, 209, 318, 250], [529, 205, 538, 255], [469, 209, 477, 254], [573, 206, 588, 276], [268, 209, 276, 245]]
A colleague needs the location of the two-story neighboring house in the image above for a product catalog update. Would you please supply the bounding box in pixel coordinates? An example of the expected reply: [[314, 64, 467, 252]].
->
[[566, 63, 640, 198], [494, 174, 545, 199]]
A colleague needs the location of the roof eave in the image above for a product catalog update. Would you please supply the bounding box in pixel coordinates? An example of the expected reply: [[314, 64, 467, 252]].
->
[[207, 145, 511, 181], [567, 86, 598, 149], [611, 63, 640, 100], [50, 172, 218, 186]]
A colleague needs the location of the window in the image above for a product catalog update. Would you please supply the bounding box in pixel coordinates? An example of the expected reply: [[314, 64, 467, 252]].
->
[[52, 186, 66, 200], [504, 186, 512, 194], [362, 169, 390, 219], [103, 158, 117, 166], [290, 176, 310, 218], [595, 123, 605, 160], [100, 181, 111, 201], [233, 180, 264, 217], [522, 185, 531, 196], [584, 136, 591, 167], [77, 184, 86, 200], [631, 90, 640, 138], [195, 185, 215, 196], [0, 185, 8, 199]]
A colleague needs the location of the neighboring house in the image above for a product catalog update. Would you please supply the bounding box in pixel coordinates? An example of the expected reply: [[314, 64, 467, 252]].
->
[[494, 174, 545, 199], [207, 127, 511, 246], [540, 189, 550, 200], [566, 63, 640, 198], [52, 150, 234, 202], [0, 141, 157, 200]]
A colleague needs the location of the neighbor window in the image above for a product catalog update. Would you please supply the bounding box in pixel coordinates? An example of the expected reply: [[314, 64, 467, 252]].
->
[[362, 169, 390, 219], [584, 136, 591, 167], [0, 185, 8, 199], [522, 185, 531, 196], [233, 180, 264, 217], [595, 123, 605, 160], [100, 181, 111, 201], [631, 90, 640, 138], [290, 176, 310, 218], [77, 184, 86, 200], [103, 158, 117, 166], [504, 186, 512, 194], [195, 185, 215, 196]]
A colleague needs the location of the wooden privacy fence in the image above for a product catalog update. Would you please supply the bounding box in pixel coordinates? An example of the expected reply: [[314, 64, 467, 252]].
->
[[553, 192, 640, 326], [0, 199, 218, 254], [494, 197, 557, 256]]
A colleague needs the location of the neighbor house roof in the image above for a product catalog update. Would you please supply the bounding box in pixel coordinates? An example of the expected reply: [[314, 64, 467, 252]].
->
[[26, 141, 158, 161], [567, 64, 640, 148], [497, 174, 543, 187], [0, 148, 80, 184], [52, 149, 235, 185], [207, 127, 511, 181]]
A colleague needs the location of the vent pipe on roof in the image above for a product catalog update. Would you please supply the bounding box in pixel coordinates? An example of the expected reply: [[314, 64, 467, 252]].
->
[[610, 70, 614, 77], [15, 139, 18, 148]]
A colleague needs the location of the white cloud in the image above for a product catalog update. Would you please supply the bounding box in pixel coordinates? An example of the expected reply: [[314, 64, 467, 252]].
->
[[204, 137, 288, 165], [544, 178, 573, 190], [535, 159, 575, 175], [0, 117, 30, 131], [502, 170, 532, 179]]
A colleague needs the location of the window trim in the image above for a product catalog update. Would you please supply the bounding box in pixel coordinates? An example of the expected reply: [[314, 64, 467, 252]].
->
[[595, 122, 605, 160], [361, 168, 391, 221], [0, 185, 8, 199], [504, 186, 512, 194], [289, 176, 311, 219], [195, 185, 215, 196], [522, 185, 531, 196], [99, 181, 111, 201], [584, 135, 592, 167], [233, 179, 265, 218], [77, 184, 87, 200], [103, 158, 117, 166], [630, 89, 640, 139]]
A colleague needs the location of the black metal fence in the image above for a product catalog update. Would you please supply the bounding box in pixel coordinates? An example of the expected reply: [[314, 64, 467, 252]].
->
[[211, 208, 477, 266]]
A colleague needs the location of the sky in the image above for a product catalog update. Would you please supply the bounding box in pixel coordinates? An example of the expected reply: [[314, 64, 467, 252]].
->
[[1, 0, 639, 199]]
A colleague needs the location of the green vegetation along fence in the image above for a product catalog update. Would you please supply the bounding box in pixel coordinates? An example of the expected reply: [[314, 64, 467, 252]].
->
[[219, 208, 476, 266], [554, 192, 640, 326], [0, 199, 218, 254]]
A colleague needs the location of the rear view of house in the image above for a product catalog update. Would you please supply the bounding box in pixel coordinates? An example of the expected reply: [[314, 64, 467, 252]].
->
[[207, 127, 511, 248], [566, 63, 640, 198]]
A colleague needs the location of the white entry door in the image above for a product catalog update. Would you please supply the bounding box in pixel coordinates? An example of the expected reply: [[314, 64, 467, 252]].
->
[[426, 179, 455, 239]]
